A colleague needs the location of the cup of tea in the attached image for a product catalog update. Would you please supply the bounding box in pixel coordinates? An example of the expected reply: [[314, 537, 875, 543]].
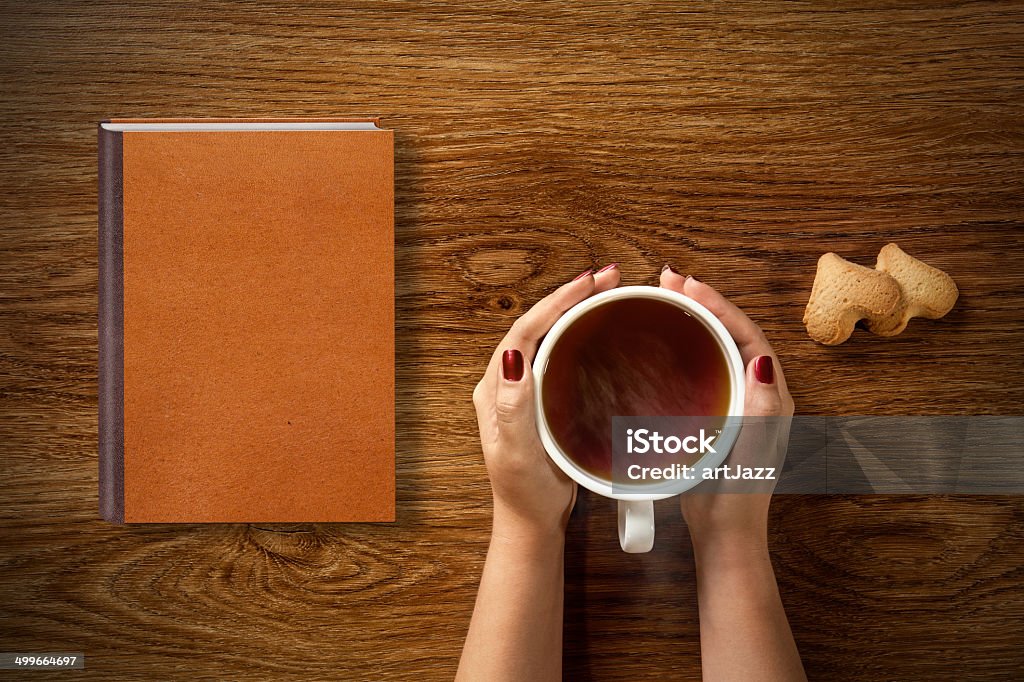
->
[[533, 285, 745, 553]]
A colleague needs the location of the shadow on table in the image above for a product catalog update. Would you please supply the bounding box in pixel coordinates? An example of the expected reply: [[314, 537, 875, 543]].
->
[[563, 488, 700, 679]]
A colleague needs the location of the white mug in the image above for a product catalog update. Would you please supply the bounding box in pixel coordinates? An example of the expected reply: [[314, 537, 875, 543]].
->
[[533, 285, 746, 553]]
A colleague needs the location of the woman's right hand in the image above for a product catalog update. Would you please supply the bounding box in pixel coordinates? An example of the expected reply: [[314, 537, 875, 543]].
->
[[659, 269, 795, 548], [661, 269, 807, 682]]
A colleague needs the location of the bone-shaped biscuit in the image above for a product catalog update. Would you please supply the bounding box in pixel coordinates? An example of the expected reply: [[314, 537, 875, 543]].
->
[[803, 253, 903, 345], [865, 243, 959, 336], [803, 244, 957, 345]]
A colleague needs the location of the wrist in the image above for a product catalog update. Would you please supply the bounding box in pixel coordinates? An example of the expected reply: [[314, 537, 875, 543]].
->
[[690, 526, 769, 570], [682, 499, 770, 557], [491, 502, 567, 556]]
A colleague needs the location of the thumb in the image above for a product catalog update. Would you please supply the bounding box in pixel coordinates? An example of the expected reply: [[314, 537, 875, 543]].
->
[[494, 349, 538, 435], [711, 355, 786, 493], [744, 355, 783, 417]]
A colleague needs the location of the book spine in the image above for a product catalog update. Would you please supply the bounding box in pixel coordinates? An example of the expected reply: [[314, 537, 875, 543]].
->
[[98, 125, 125, 524]]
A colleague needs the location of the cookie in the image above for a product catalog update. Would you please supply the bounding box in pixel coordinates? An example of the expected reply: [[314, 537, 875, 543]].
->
[[865, 243, 959, 336], [802, 252, 903, 345]]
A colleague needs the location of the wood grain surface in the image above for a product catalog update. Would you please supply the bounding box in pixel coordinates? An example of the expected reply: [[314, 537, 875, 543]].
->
[[2, 1, 1023, 679]]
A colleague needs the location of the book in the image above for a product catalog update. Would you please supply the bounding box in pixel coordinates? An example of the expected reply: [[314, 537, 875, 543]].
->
[[98, 117, 394, 523]]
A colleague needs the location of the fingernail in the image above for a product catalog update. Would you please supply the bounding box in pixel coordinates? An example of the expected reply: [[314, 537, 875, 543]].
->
[[502, 349, 524, 382], [572, 269, 593, 282], [754, 355, 774, 384], [661, 264, 674, 274], [686, 275, 697, 284], [596, 262, 619, 274]]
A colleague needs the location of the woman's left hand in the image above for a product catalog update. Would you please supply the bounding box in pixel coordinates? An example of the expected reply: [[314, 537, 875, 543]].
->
[[472, 265, 621, 542]]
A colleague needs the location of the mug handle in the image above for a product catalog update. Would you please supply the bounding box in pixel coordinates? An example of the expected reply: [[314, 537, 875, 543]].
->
[[617, 499, 655, 553]]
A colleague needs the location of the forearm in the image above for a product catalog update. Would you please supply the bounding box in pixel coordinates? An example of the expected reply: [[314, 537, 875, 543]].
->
[[456, 512, 565, 682], [692, 531, 806, 682]]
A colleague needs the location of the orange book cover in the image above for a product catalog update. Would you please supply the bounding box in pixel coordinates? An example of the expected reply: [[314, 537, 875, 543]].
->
[[98, 118, 395, 523]]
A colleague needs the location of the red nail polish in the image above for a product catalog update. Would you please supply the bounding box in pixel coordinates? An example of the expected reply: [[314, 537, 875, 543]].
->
[[596, 263, 619, 274], [754, 355, 774, 384], [502, 349, 524, 382], [572, 269, 593, 282]]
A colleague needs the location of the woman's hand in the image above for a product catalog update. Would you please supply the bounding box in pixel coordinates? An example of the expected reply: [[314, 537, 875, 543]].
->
[[472, 265, 622, 544], [659, 269, 795, 548], [458, 265, 621, 682], [660, 268, 806, 682]]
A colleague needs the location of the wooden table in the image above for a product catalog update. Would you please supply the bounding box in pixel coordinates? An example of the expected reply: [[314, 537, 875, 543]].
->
[[2, 2, 1022, 679]]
